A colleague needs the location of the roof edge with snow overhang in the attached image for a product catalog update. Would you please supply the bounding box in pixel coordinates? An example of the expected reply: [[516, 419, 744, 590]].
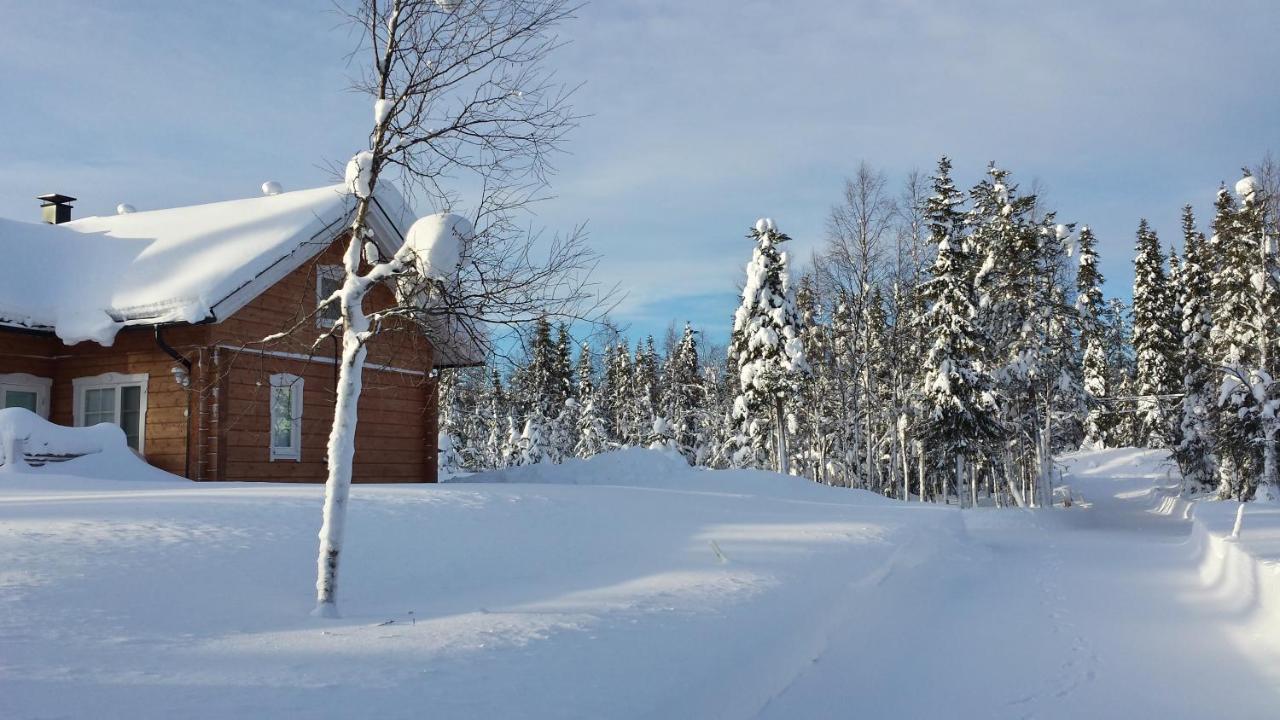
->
[[0, 183, 418, 345]]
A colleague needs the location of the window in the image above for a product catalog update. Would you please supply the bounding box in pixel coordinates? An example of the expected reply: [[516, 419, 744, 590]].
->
[[73, 373, 148, 452], [0, 374, 52, 418], [316, 265, 344, 328], [269, 373, 303, 461]]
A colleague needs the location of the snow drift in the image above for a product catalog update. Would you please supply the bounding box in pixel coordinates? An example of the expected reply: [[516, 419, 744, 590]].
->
[[454, 447, 897, 505], [0, 407, 183, 482]]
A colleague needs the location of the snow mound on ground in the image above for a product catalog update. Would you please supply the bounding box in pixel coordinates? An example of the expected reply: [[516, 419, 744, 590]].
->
[[0, 407, 185, 483], [453, 447, 896, 505]]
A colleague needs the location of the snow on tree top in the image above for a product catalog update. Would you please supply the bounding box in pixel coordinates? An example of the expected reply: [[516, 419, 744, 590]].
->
[[753, 217, 776, 234], [1235, 174, 1258, 201], [0, 183, 413, 346]]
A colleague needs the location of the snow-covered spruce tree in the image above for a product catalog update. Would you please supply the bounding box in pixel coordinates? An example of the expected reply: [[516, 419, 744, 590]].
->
[[481, 368, 509, 469], [520, 410, 553, 465], [516, 318, 578, 462], [572, 341, 610, 458], [730, 218, 809, 474], [1239, 172, 1280, 498], [1076, 226, 1111, 447], [1167, 243, 1184, 392], [1210, 184, 1262, 500], [1224, 173, 1280, 498], [553, 323, 577, 455], [646, 416, 679, 455], [1098, 298, 1138, 446], [602, 342, 634, 445], [661, 323, 707, 464], [919, 162, 1002, 507], [628, 337, 661, 446], [311, 0, 590, 617], [1027, 217, 1087, 457], [1173, 206, 1216, 492], [1131, 219, 1179, 447], [970, 165, 1049, 505]]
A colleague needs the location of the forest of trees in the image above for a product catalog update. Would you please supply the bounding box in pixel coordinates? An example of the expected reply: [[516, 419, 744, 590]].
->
[[437, 155, 1280, 506]]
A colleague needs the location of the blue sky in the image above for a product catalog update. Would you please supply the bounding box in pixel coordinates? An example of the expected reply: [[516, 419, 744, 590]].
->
[[2, 0, 1278, 347]]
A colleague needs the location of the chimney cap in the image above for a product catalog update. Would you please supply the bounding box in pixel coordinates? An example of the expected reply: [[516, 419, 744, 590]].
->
[[37, 193, 77, 206]]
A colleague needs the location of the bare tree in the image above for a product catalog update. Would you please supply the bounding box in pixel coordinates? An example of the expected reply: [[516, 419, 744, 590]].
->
[[311, 0, 601, 618], [817, 162, 893, 489]]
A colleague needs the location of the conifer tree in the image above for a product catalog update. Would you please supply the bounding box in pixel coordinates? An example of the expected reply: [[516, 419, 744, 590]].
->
[[919, 160, 1001, 506], [971, 165, 1054, 505], [730, 218, 809, 473], [1132, 219, 1179, 447], [662, 324, 707, 463], [1174, 206, 1216, 491], [1210, 185, 1261, 499], [1076, 226, 1111, 447], [572, 341, 610, 457], [482, 369, 509, 469], [602, 342, 633, 444]]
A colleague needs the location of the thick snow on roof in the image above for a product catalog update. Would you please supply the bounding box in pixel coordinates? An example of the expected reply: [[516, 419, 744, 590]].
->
[[0, 184, 413, 345]]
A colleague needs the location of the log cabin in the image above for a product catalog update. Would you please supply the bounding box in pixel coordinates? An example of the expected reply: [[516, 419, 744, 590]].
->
[[0, 184, 477, 482]]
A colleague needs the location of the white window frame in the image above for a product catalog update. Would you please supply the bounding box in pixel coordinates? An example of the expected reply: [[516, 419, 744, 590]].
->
[[269, 373, 304, 462], [72, 372, 149, 453], [316, 265, 345, 328], [0, 373, 52, 418]]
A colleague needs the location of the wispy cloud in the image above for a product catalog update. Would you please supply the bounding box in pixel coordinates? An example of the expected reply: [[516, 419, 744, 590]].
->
[[2, 1, 1277, 343]]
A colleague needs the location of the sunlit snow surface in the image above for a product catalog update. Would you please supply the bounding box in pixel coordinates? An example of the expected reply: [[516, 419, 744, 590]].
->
[[2, 448, 1279, 719]]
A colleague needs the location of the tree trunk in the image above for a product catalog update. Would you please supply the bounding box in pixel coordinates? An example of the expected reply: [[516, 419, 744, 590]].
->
[[898, 416, 909, 501], [775, 396, 789, 475], [313, 331, 368, 617], [916, 441, 926, 502]]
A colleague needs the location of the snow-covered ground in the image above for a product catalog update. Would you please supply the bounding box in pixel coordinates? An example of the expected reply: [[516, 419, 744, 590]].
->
[[2, 448, 1279, 719]]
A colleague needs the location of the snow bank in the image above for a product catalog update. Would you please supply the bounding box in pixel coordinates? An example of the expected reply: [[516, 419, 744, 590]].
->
[[454, 447, 897, 505], [0, 407, 184, 483], [1064, 447, 1280, 658], [1186, 498, 1280, 625]]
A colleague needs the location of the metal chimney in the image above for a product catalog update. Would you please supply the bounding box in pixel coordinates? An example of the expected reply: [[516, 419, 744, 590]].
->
[[37, 193, 76, 224]]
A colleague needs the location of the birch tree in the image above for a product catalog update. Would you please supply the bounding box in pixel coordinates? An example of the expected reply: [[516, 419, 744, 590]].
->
[[313, 0, 593, 617]]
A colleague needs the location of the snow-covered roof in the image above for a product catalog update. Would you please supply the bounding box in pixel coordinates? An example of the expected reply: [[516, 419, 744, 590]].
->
[[0, 184, 414, 346]]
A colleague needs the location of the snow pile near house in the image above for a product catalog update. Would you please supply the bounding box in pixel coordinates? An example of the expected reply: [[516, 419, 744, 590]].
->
[[0, 407, 183, 483], [455, 447, 896, 505], [0, 183, 412, 346]]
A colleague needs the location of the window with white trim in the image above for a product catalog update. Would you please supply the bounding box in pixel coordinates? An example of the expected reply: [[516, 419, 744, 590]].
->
[[73, 373, 148, 452], [0, 373, 52, 418], [269, 373, 303, 461], [316, 265, 344, 328]]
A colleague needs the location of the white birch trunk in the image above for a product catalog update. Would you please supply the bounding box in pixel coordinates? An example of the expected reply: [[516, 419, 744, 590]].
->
[[313, 196, 378, 618], [313, 333, 367, 617]]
